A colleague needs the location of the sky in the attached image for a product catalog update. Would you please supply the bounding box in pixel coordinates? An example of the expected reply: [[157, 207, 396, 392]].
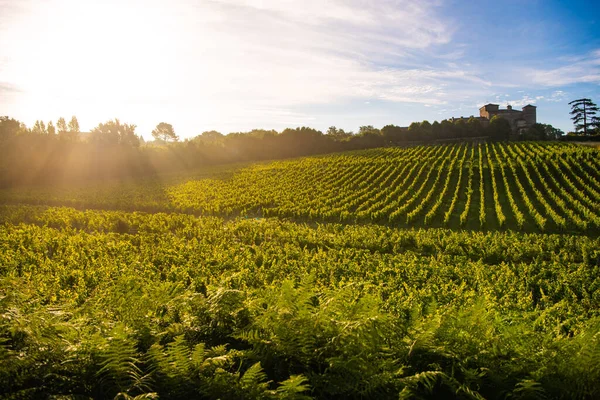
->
[[1, 0, 599, 139]]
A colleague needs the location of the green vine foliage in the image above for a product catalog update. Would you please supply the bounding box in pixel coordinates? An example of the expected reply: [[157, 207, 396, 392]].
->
[[2, 142, 600, 233], [1, 168, 600, 399]]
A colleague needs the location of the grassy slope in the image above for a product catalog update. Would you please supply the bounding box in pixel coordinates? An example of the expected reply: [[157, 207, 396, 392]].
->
[[1, 142, 599, 234]]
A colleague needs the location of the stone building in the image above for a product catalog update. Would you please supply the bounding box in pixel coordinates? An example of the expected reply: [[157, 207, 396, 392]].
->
[[479, 104, 536, 133], [450, 104, 537, 134]]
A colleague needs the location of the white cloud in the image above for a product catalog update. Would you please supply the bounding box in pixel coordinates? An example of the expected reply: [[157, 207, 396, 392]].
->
[[546, 90, 567, 102], [528, 49, 600, 86], [495, 91, 569, 108], [0, 0, 492, 134]]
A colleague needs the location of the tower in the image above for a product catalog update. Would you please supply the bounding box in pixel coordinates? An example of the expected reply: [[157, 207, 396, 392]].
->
[[479, 104, 499, 120], [521, 105, 537, 126]]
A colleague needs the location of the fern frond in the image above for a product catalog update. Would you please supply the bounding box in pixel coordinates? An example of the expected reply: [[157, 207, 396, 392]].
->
[[241, 362, 267, 388], [401, 370, 445, 393], [191, 342, 206, 370], [511, 379, 546, 399], [239, 361, 270, 396], [96, 325, 151, 395], [114, 392, 159, 400], [166, 335, 192, 374], [276, 374, 312, 399]]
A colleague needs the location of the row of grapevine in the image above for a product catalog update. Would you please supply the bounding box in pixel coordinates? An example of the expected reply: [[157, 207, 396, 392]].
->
[[486, 143, 506, 227], [478, 144, 486, 226], [458, 146, 475, 226], [2, 142, 599, 232], [490, 143, 525, 228]]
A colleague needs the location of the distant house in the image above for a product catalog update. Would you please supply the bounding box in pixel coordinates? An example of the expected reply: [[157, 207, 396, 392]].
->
[[479, 104, 536, 133], [449, 104, 537, 139]]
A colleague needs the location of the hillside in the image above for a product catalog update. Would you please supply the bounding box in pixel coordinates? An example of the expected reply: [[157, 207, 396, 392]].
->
[[3, 141, 600, 233], [1, 142, 600, 399]]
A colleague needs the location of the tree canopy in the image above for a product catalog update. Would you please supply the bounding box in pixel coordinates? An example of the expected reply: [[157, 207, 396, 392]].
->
[[569, 98, 599, 135], [0, 113, 569, 187], [152, 122, 179, 142], [90, 119, 140, 147]]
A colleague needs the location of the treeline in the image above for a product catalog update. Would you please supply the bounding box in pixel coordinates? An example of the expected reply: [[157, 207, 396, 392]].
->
[[0, 115, 562, 186]]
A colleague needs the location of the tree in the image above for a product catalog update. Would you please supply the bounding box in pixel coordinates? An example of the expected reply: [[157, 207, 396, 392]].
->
[[68, 116, 80, 134], [152, 122, 178, 142], [522, 123, 545, 141], [431, 121, 441, 140], [407, 122, 422, 141], [326, 126, 339, 136], [420, 120, 432, 140], [90, 119, 140, 147], [47, 121, 56, 136], [31, 120, 47, 135], [542, 124, 565, 140], [569, 98, 599, 135], [522, 123, 563, 141], [453, 119, 467, 137], [56, 117, 78, 142], [0, 116, 26, 142], [439, 120, 455, 139], [488, 115, 511, 141], [467, 117, 483, 137], [358, 125, 380, 137], [326, 126, 352, 141], [381, 125, 405, 143], [280, 127, 324, 154], [56, 117, 68, 134], [200, 130, 224, 141]]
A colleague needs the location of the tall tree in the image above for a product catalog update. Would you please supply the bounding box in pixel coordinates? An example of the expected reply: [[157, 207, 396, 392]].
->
[[569, 98, 599, 135], [152, 122, 178, 142], [47, 121, 56, 136], [57, 117, 78, 142], [68, 115, 80, 142], [56, 117, 68, 134], [31, 120, 47, 135]]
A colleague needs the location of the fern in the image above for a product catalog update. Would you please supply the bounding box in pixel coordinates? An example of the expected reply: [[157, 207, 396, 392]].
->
[[97, 324, 153, 397], [240, 362, 270, 397], [114, 393, 160, 400], [400, 370, 485, 400], [510, 379, 546, 399], [399, 371, 446, 398], [275, 374, 312, 399]]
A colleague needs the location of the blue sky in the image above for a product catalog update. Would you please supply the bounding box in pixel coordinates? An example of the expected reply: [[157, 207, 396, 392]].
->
[[1, 0, 599, 138]]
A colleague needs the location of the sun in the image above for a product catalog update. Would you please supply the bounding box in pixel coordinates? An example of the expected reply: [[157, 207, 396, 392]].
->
[[2, 0, 221, 133]]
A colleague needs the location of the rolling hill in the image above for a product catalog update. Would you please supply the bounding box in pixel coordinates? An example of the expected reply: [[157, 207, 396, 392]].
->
[[1, 142, 600, 399]]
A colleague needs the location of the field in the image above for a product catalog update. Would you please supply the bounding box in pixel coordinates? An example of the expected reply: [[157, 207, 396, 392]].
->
[[1, 142, 600, 399], [3, 142, 600, 233]]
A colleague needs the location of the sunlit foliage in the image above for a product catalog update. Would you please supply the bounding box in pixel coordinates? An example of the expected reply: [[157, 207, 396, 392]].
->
[[0, 205, 599, 398]]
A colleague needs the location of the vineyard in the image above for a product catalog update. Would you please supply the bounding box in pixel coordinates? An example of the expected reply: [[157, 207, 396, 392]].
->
[[2, 142, 600, 233], [1, 142, 600, 399]]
